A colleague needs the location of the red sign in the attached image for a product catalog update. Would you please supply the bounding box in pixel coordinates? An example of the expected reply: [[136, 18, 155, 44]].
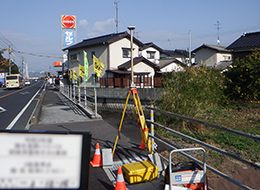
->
[[62, 15, 76, 29], [54, 61, 62, 67]]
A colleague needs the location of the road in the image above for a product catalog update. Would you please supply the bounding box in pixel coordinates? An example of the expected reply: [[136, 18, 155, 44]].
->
[[0, 80, 44, 130]]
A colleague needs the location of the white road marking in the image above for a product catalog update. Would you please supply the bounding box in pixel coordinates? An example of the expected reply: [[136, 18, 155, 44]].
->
[[0, 106, 6, 113], [6, 87, 42, 130]]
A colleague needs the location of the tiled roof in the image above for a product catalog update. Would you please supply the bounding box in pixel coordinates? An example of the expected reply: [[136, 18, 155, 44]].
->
[[157, 58, 184, 69], [139, 42, 163, 51], [161, 49, 194, 57], [117, 56, 160, 71], [226, 31, 260, 50], [63, 31, 144, 51], [192, 44, 230, 53]]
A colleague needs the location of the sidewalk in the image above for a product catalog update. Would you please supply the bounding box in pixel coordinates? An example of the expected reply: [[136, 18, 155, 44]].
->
[[30, 85, 164, 190]]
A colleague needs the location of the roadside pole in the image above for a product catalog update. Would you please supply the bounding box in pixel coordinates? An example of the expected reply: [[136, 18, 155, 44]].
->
[[93, 71, 97, 117]]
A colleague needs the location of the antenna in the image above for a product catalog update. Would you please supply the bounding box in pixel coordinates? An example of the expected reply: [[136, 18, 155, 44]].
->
[[214, 21, 221, 45], [114, 1, 119, 33]]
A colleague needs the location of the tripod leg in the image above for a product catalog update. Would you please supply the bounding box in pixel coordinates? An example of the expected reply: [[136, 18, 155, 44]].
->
[[112, 90, 131, 156]]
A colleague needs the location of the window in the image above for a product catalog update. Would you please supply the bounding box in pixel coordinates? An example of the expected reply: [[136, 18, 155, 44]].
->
[[122, 48, 131, 58], [147, 51, 155, 59], [70, 54, 78, 61]]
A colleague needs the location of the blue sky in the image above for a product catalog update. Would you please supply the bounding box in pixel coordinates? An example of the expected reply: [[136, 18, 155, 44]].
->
[[1, 0, 260, 73]]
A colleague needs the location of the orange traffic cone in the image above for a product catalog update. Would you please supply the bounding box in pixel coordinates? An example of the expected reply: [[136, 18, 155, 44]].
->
[[115, 166, 126, 190], [138, 141, 146, 149], [90, 143, 102, 167]]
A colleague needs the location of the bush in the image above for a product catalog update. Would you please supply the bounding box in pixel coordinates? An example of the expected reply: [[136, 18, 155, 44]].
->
[[224, 49, 260, 102], [158, 66, 225, 130]]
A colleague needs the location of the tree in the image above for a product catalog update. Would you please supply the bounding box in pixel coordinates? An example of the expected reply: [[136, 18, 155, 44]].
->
[[224, 49, 260, 102]]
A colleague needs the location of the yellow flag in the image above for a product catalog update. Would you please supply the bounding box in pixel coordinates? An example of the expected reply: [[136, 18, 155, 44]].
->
[[93, 55, 104, 77], [68, 70, 72, 81], [73, 69, 78, 82], [79, 64, 84, 78]]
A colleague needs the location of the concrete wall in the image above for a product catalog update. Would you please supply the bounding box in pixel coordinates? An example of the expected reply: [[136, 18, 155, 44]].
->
[[95, 87, 162, 101]]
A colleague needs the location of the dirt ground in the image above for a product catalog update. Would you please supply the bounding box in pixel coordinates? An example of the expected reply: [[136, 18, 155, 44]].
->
[[207, 158, 260, 189]]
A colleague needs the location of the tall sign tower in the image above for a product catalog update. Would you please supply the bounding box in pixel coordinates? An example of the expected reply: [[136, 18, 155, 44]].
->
[[61, 15, 76, 63]]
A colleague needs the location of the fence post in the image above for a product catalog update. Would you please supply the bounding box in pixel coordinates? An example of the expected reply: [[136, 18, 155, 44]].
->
[[73, 84, 76, 102], [78, 85, 81, 103], [70, 84, 72, 99], [84, 86, 87, 108], [151, 103, 155, 151]]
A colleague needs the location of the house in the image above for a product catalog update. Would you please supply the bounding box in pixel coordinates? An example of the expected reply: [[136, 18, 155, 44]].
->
[[157, 58, 184, 73], [226, 31, 260, 60], [192, 44, 232, 69], [62, 31, 191, 88], [63, 31, 163, 87], [106, 56, 160, 88]]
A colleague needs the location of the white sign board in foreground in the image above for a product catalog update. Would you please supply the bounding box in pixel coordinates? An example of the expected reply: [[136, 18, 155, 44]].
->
[[0, 130, 92, 189]]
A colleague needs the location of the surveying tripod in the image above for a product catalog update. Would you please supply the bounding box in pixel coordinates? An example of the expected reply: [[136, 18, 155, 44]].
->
[[112, 88, 153, 156]]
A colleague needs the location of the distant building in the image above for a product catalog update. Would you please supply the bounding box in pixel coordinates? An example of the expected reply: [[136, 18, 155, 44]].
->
[[192, 44, 232, 71], [226, 31, 260, 60]]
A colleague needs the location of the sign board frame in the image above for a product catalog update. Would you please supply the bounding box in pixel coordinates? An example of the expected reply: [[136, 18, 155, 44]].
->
[[0, 130, 92, 190]]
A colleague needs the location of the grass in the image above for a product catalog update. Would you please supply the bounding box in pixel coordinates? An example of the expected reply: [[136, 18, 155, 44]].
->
[[155, 103, 260, 163]]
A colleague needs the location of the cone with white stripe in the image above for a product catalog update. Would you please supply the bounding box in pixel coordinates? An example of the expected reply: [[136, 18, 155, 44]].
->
[[90, 143, 102, 167], [115, 166, 126, 190]]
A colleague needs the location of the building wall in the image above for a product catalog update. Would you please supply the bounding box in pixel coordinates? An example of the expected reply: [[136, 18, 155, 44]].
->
[[195, 48, 216, 65], [67, 45, 108, 87], [161, 63, 184, 72], [127, 62, 155, 77], [216, 52, 232, 63], [140, 47, 160, 63], [109, 38, 139, 69]]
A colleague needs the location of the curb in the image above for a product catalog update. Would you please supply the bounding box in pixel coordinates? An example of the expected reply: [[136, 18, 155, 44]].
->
[[30, 83, 46, 125]]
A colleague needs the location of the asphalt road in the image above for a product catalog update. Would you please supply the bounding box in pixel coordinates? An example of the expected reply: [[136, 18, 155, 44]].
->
[[0, 81, 44, 130]]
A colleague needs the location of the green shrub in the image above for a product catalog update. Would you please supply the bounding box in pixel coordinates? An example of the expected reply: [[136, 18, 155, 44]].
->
[[158, 65, 225, 130], [224, 49, 260, 102]]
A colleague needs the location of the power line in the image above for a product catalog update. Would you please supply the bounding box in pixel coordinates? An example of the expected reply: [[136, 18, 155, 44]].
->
[[13, 50, 62, 59]]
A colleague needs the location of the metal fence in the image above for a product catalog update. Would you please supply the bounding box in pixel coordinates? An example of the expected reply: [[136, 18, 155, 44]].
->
[[146, 106, 260, 190]]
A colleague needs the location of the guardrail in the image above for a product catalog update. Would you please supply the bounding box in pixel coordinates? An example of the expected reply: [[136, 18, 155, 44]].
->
[[59, 84, 100, 119], [146, 106, 259, 190]]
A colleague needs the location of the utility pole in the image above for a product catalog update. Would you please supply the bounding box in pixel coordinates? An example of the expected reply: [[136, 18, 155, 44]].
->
[[114, 1, 119, 33], [8, 44, 11, 75], [188, 30, 191, 66], [214, 21, 221, 45]]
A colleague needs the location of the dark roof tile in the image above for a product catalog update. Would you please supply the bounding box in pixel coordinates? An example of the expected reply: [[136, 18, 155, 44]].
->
[[226, 31, 260, 49]]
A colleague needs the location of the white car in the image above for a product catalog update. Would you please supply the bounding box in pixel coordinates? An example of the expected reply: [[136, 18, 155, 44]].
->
[[25, 81, 31, 85]]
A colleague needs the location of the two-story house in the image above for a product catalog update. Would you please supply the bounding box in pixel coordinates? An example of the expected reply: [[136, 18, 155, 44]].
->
[[63, 31, 162, 88]]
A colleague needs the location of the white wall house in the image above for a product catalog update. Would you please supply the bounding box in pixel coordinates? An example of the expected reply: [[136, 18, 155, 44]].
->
[[63, 32, 159, 87], [192, 44, 232, 67]]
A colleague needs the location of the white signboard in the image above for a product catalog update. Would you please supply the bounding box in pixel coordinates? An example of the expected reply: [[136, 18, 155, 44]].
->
[[0, 133, 83, 189]]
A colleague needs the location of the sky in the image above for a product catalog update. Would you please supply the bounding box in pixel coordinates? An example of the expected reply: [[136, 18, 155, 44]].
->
[[1, 0, 260, 74]]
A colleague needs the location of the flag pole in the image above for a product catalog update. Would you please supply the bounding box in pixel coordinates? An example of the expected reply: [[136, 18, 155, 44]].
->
[[93, 71, 97, 117], [78, 75, 81, 103], [84, 73, 87, 108]]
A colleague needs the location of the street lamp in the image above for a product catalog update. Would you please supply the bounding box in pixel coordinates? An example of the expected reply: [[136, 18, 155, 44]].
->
[[128, 26, 135, 88]]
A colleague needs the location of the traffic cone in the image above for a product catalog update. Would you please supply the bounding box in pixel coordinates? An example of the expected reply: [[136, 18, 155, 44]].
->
[[115, 166, 126, 190], [138, 141, 146, 149], [90, 143, 102, 167]]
